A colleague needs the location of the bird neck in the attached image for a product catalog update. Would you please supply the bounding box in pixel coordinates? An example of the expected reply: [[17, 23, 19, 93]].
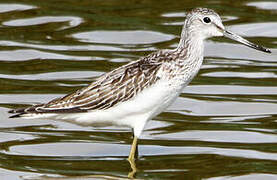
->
[[176, 25, 205, 64], [172, 22, 205, 82], [177, 20, 205, 54]]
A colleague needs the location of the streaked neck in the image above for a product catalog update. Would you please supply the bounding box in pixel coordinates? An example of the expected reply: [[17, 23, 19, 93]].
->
[[176, 24, 205, 63]]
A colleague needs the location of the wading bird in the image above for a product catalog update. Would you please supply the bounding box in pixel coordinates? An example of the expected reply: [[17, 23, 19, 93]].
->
[[9, 8, 271, 165]]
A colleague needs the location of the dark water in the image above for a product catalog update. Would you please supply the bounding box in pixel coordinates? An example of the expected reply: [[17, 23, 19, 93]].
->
[[0, 0, 276, 179]]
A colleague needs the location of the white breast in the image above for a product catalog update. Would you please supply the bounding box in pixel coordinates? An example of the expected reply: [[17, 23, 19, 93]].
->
[[40, 79, 183, 137]]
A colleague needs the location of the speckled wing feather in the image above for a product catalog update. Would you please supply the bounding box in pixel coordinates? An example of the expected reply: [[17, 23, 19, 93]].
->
[[9, 50, 174, 117]]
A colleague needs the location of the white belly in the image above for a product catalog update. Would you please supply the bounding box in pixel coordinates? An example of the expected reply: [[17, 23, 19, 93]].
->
[[35, 79, 183, 137]]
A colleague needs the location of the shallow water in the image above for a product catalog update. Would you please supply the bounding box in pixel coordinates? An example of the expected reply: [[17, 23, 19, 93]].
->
[[0, 0, 276, 179]]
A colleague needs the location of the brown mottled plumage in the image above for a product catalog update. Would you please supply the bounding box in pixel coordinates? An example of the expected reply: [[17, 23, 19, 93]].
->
[[9, 49, 188, 117]]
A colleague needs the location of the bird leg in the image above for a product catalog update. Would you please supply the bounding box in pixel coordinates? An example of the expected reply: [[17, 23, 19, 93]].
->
[[128, 135, 138, 161], [128, 135, 138, 178]]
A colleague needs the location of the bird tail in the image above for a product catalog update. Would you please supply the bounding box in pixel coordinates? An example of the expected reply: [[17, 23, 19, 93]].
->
[[8, 105, 43, 118]]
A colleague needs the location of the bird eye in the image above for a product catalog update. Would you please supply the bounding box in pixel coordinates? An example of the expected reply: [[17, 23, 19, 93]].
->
[[203, 17, 211, 23]]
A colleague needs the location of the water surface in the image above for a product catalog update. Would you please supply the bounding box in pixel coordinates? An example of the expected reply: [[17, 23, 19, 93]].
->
[[0, 0, 276, 179]]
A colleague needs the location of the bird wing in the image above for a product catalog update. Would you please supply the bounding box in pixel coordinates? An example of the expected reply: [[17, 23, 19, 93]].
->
[[9, 52, 165, 117]]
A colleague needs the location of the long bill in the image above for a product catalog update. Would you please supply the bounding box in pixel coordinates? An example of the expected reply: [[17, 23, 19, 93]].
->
[[223, 30, 271, 53]]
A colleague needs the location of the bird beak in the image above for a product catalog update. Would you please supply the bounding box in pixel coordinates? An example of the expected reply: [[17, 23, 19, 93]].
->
[[223, 30, 271, 53]]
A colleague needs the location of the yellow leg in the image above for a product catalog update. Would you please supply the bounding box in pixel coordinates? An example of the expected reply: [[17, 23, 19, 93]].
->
[[128, 136, 138, 178], [128, 136, 138, 161]]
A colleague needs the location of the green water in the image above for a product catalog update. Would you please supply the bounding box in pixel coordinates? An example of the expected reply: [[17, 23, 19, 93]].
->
[[0, 0, 276, 179]]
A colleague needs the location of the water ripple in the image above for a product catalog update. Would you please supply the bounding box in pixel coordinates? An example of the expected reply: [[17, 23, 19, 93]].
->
[[3, 16, 83, 30], [207, 173, 277, 180], [183, 85, 277, 95], [173, 97, 277, 116], [0, 71, 103, 80], [141, 145, 277, 161], [0, 40, 153, 51], [71, 30, 175, 45], [0, 3, 36, 13], [151, 130, 277, 143], [228, 22, 277, 37], [0, 49, 93, 61], [203, 71, 277, 78], [248, 2, 277, 10]]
